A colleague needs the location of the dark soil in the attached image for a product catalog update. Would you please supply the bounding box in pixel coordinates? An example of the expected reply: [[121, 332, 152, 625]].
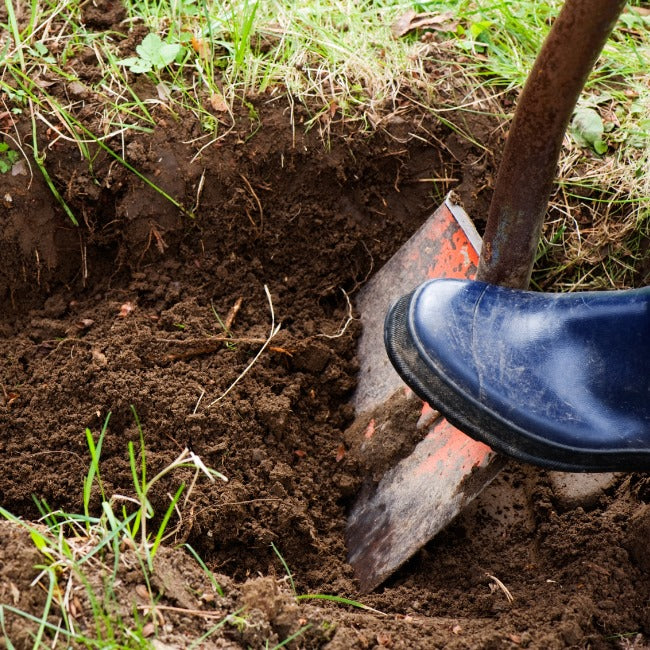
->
[[1, 69, 649, 648]]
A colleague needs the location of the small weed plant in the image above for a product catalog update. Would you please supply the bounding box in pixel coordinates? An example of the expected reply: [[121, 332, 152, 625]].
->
[[118, 33, 183, 74], [0, 141, 19, 173]]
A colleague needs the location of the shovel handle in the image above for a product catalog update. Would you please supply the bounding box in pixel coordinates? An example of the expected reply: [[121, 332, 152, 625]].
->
[[476, 0, 627, 289]]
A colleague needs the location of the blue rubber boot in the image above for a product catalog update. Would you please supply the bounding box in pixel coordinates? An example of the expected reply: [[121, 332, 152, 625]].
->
[[384, 280, 650, 472]]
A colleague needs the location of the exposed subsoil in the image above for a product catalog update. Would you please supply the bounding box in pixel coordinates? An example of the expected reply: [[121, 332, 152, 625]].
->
[[1, 49, 649, 648]]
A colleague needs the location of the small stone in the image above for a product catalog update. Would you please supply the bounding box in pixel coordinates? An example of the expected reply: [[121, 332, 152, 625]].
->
[[549, 472, 619, 510]]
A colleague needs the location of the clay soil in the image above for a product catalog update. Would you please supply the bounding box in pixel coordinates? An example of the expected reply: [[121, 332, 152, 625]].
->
[[1, 61, 650, 649]]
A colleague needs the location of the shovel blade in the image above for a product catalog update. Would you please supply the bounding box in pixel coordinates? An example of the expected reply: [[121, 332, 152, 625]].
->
[[347, 419, 505, 592], [353, 195, 483, 416], [347, 195, 501, 592]]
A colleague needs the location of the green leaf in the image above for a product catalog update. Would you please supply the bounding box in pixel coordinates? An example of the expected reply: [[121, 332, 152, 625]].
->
[[593, 139, 607, 155], [118, 33, 181, 73], [29, 530, 54, 562], [470, 19, 492, 43], [0, 142, 18, 174], [130, 59, 153, 74], [136, 33, 163, 59], [117, 56, 152, 73], [470, 20, 491, 38], [157, 43, 182, 67], [570, 107, 607, 155], [136, 33, 180, 69]]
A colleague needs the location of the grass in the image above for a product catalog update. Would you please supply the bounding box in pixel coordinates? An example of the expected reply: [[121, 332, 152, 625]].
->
[[0, 410, 326, 648], [0, 0, 647, 286], [0, 409, 232, 648], [271, 541, 385, 616]]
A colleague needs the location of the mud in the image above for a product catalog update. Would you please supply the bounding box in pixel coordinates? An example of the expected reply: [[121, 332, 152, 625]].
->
[[1, 78, 649, 648]]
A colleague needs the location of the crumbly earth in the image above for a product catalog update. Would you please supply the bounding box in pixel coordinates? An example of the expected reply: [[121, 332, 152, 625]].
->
[[1, 61, 649, 648]]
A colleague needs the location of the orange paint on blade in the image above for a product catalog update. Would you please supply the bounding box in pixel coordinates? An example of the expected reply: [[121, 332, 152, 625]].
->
[[452, 228, 479, 265], [420, 402, 435, 417], [364, 418, 376, 439], [404, 206, 455, 266], [415, 419, 492, 476], [402, 205, 479, 285], [426, 232, 478, 280]]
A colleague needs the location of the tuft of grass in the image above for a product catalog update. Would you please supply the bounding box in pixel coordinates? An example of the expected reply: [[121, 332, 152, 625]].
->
[[0, 409, 228, 648]]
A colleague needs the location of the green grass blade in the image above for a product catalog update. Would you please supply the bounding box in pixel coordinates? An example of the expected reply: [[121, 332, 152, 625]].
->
[[33, 568, 57, 648], [271, 624, 312, 649], [130, 405, 147, 494], [4, 0, 25, 70], [187, 608, 245, 650], [296, 593, 384, 615], [270, 542, 296, 596], [0, 605, 17, 650], [151, 483, 184, 558], [184, 543, 224, 597], [23, 92, 79, 225], [83, 412, 112, 521], [127, 440, 143, 500], [0, 604, 98, 647]]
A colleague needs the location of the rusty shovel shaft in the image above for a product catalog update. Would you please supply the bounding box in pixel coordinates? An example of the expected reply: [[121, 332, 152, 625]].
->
[[477, 0, 628, 289]]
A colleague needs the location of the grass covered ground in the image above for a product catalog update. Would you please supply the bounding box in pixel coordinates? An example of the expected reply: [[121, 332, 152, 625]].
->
[[2, 0, 648, 286]]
